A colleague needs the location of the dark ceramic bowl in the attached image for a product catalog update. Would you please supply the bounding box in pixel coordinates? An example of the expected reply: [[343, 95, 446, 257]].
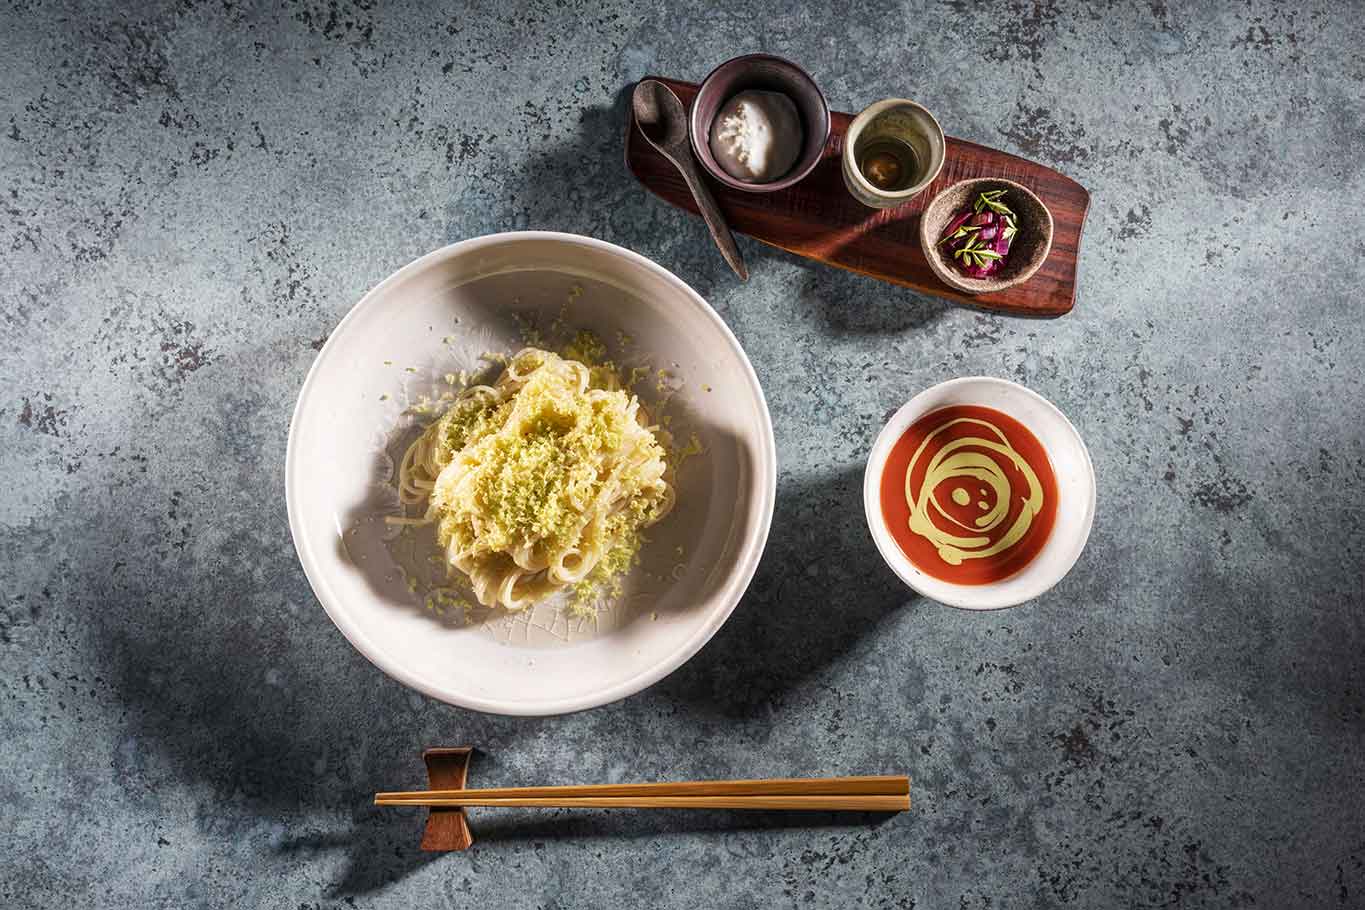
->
[[688, 54, 830, 193], [918, 178, 1054, 294]]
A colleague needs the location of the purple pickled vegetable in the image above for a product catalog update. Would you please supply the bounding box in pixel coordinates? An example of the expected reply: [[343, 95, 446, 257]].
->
[[993, 229, 1010, 257], [939, 209, 973, 243], [941, 188, 1021, 279]]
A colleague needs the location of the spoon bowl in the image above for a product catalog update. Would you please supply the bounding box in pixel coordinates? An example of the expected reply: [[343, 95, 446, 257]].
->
[[633, 79, 690, 151]]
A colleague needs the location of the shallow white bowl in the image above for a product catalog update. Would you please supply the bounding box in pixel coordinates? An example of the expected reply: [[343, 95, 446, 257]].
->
[[286, 232, 776, 714], [863, 377, 1095, 610]]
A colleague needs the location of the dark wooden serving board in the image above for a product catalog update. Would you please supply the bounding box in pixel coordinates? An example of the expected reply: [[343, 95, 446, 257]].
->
[[625, 77, 1091, 317]]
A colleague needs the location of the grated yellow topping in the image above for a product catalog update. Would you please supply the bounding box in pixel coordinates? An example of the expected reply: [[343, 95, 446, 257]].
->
[[423, 348, 672, 607]]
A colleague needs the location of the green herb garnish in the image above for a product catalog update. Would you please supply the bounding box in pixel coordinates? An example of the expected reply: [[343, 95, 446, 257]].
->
[[939, 224, 981, 245], [973, 189, 1015, 217], [952, 235, 1003, 269]]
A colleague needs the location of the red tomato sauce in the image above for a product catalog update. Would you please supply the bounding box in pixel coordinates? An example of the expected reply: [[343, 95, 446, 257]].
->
[[879, 405, 1058, 585]]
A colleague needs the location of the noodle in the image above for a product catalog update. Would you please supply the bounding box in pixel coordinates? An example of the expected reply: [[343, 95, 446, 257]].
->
[[392, 347, 674, 611]]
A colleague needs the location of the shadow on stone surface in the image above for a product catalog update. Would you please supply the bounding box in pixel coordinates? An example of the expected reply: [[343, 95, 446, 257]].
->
[[86, 490, 525, 899], [656, 464, 919, 717], [274, 809, 454, 897], [498, 86, 688, 255], [469, 806, 899, 846], [515, 90, 740, 313], [100, 603, 491, 896], [491, 85, 731, 303], [791, 261, 950, 334]]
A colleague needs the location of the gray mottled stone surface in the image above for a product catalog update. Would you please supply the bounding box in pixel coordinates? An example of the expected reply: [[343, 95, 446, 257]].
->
[[2, 1, 1363, 906]]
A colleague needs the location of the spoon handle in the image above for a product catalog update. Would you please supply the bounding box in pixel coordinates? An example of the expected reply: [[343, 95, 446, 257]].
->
[[673, 154, 749, 281]]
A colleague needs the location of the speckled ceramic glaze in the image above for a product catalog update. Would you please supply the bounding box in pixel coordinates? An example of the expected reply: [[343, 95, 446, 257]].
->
[[841, 98, 946, 208], [688, 54, 830, 193], [287, 232, 776, 715], [919, 178, 1054, 294]]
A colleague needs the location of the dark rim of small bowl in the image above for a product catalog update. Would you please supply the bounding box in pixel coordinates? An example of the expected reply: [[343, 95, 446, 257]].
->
[[688, 54, 831, 193]]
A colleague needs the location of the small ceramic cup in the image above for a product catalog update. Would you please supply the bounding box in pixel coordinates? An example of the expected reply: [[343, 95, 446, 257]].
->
[[689, 54, 831, 193], [841, 99, 945, 209]]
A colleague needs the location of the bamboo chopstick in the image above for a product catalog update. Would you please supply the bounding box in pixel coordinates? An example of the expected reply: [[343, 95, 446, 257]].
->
[[376, 775, 907, 802], [374, 775, 910, 812], [376, 794, 908, 810]]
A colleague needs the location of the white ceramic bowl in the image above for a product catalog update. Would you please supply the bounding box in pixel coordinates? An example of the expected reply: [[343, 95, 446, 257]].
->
[[863, 377, 1095, 610], [286, 232, 776, 714]]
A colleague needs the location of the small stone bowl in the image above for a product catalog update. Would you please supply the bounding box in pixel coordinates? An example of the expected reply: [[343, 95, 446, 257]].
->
[[919, 178, 1054, 294], [689, 54, 831, 193]]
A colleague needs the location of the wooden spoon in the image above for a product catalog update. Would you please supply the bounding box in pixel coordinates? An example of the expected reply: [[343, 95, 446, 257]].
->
[[632, 79, 748, 281]]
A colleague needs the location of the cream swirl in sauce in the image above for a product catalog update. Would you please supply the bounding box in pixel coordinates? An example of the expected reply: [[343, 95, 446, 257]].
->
[[904, 416, 1045, 566]]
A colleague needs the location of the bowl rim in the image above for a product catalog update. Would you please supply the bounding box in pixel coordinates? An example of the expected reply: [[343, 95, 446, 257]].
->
[[862, 376, 1096, 610], [918, 177, 1055, 294], [840, 97, 946, 201], [687, 52, 831, 193], [285, 230, 778, 714]]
